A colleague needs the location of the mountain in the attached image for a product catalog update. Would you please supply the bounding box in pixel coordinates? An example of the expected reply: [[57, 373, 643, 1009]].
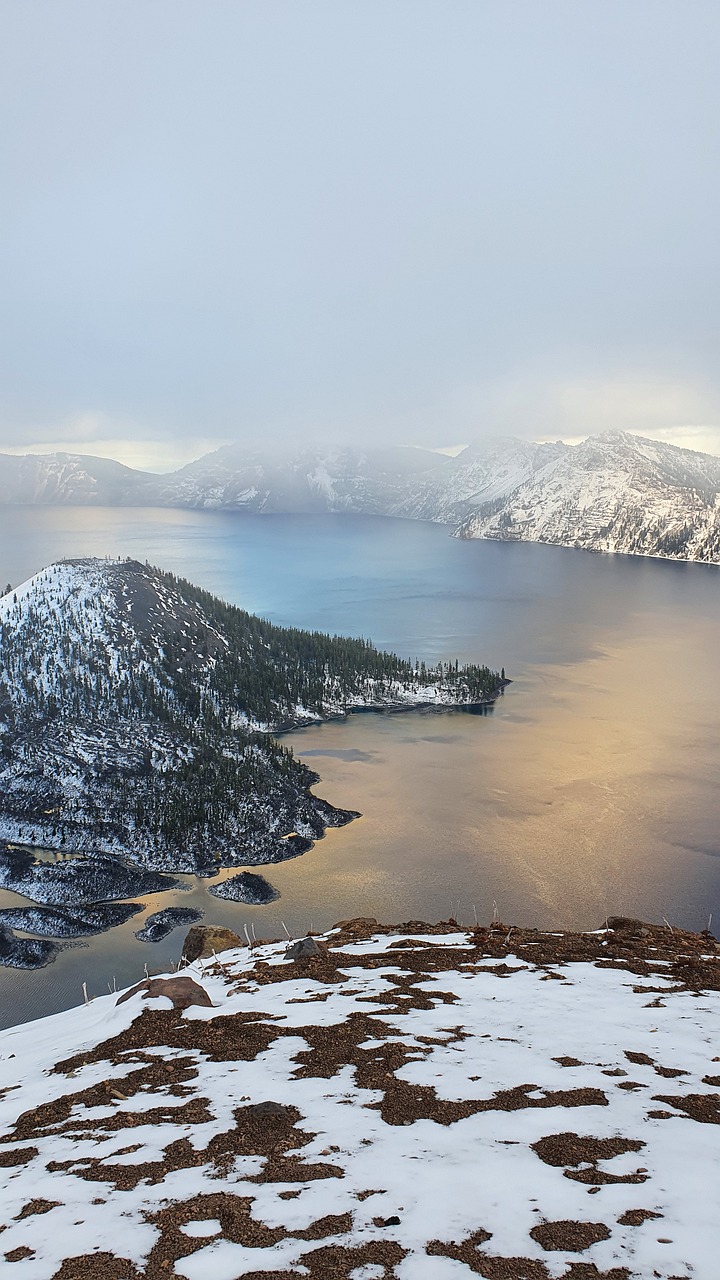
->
[[0, 451, 163, 505], [0, 559, 504, 875], [456, 431, 720, 561], [0, 915, 717, 1277], [3, 431, 720, 563], [393, 436, 568, 524], [169, 442, 448, 512]]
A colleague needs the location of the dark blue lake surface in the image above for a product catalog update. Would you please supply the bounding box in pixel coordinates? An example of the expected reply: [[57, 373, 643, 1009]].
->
[[1, 507, 719, 1026]]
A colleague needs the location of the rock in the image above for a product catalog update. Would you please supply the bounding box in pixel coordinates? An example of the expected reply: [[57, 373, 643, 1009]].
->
[[333, 917, 378, 933], [285, 936, 324, 960], [116, 976, 213, 1010], [242, 1101, 295, 1119], [605, 916, 649, 931], [181, 924, 243, 963]]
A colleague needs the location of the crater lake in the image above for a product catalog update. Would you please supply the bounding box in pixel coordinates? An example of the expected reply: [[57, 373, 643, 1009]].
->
[[1, 506, 719, 1026]]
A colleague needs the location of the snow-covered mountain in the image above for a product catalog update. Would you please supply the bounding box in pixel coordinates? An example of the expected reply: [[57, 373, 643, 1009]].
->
[[394, 436, 567, 523], [3, 431, 720, 563], [0, 559, 504, 877], [0, 451, 163, 505], [169, 442, 448, 512], [457, 431, 720, 562]]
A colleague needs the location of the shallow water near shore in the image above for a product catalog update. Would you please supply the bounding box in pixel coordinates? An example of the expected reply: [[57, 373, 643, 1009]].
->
[[1, 507, 719, 1028]]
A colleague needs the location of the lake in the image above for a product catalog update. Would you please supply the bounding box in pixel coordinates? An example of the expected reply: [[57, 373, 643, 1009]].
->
[[1, 506, 719, 1028]]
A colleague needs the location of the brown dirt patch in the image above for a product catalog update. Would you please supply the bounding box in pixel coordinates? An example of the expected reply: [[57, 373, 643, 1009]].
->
[[0, 1147, 37, 1166], [532, 1133, 647, 1184], [54, 1007, 284, 1074], [5, 1247, 35, 1263], [617, 1208, 663, 1225], [45, 1098, 335, 1192], [430, 1243, 625, 1279], [15, 1199, 60, 1219], [652, 1092, 720, 1124], [530, 1220, 610, 1252], [297, 1240, 406, 1278], [426, 1228, 500, 1273], [625, 1051, 654, 1066], [52, 1253, 141, 1279]]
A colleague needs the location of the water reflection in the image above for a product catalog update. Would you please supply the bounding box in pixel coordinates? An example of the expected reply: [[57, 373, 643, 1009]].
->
[[0, 510, 719, 1028]]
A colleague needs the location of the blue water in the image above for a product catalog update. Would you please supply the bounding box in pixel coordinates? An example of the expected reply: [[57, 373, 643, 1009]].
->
[[1, 507, 719, 1026]]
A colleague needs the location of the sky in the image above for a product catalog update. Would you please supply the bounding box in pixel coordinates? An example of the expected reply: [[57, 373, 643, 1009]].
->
[[1, 0, 719, 471]]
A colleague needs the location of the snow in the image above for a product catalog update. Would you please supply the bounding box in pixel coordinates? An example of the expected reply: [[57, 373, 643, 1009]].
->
[[4, 432, 720, 563], [458, 431, 720, 564], [0, 923, 717, 1278]]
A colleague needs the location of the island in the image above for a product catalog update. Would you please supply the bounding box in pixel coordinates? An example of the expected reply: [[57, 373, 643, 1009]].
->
[[0, 558, 507, 962]]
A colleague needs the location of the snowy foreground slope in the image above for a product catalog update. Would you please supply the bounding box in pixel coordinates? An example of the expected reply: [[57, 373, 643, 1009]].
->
[[0, 916, 718, 1279]]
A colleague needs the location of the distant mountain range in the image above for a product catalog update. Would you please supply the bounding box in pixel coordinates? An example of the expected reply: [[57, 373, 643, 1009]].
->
[[3, 430, 720, 562]]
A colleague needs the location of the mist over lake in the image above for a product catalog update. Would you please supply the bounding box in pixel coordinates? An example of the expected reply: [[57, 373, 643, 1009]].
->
[[1, 506, 719, 1027]]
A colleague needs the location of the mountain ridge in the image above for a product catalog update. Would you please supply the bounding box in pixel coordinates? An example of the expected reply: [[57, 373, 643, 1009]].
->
[[2, 431, 720, 562]]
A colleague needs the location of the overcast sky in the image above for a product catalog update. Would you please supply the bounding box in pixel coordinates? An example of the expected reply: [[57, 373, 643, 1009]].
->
[[1, 1, 719, 470]]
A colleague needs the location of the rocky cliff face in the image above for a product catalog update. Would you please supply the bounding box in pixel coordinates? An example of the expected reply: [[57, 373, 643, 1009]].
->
[[456, 431, 720, 562]]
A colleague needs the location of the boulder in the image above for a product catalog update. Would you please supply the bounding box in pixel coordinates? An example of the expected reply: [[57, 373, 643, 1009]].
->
[[605, 917, 650, 933], [333, 917, 378, 934], [117, 975, 213, 1010], [182, 924, 243, 963], [285, 936, 324, 960]]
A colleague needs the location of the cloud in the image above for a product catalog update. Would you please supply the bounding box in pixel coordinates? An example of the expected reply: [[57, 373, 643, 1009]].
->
[[1, 3, 718, 461]]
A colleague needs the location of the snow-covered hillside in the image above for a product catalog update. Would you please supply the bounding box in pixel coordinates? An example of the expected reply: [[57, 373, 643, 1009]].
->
[[0, 559, 504, 873], [457, 432, 720, 563], [169, 443, 448, 514], [394, 437, 567, 524], [0, 451, 162, 506], [0, 915, 717, 1278]]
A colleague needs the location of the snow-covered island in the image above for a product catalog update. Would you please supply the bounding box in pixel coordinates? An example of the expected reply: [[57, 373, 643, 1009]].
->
[[0, 558, 506, 960], [0, 914, 717, 1279]]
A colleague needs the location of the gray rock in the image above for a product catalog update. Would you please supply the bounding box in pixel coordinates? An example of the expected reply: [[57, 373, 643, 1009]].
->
[[285, 936, 323, 960], [243, 1101, 295, 1119]]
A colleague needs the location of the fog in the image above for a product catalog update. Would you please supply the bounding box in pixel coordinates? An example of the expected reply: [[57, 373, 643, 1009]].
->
[[1, 1, 719, 469]]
